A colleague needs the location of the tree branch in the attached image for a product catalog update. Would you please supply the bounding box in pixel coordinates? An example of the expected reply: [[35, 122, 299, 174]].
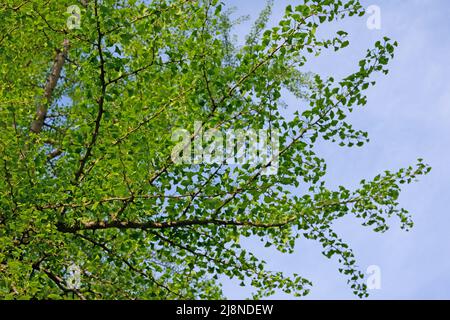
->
[[41, 268, 86, 300], [57, 217, 296, 233], [30, 39, 70, 134], [74, 0, 106, 182]]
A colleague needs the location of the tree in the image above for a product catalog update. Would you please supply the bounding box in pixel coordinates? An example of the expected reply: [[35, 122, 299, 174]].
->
[[0, 0, 430, 299]]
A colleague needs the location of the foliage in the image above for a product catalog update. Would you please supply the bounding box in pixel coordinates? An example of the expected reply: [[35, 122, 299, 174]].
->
[[0, 0, 430, 299]]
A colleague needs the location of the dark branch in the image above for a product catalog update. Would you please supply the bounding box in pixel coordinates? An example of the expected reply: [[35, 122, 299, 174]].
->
[[57, 217, 296, 233]]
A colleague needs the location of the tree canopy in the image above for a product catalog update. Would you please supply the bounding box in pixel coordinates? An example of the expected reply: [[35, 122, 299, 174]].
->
[[0, 0, 430, 299]]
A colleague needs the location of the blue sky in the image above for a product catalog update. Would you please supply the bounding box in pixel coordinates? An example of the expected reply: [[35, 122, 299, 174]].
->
[[221, 0, 450, 299]]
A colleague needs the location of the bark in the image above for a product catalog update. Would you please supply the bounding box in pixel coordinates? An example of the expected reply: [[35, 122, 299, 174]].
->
[[30, 39, 70, 134]]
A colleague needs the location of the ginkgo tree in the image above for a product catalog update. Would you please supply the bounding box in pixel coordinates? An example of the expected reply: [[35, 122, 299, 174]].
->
[[0, 0, 430, 299]]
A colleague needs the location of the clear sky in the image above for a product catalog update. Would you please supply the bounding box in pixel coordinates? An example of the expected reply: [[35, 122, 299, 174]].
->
[[221, 0, 450, 299]]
